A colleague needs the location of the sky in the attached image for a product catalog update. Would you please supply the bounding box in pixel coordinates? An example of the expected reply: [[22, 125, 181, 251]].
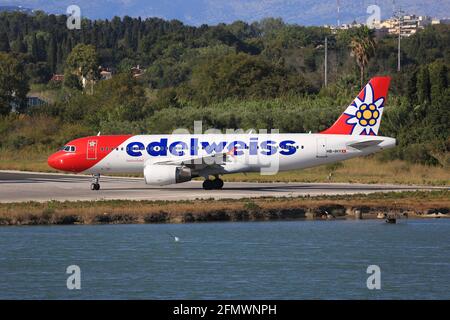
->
[[1, 0, 449, 26]]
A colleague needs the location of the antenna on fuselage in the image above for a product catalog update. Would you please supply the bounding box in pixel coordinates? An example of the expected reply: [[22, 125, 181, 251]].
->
[[97, 131, 101, 136]]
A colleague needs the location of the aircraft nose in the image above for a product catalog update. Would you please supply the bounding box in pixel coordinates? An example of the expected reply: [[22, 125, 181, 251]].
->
[[47, 153, 64, 170]]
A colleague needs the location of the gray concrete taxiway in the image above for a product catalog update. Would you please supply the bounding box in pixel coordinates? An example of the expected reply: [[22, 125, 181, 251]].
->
[[0, 170, 446, 203]]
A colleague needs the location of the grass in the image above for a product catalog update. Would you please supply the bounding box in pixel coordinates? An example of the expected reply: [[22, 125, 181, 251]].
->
[[0, 148, 55, 172], [0, 148, 448, 186], [0, 191, 448, 225]]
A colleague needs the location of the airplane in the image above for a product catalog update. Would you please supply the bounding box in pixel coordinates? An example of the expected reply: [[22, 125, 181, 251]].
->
[[48, 76, 396, 190]]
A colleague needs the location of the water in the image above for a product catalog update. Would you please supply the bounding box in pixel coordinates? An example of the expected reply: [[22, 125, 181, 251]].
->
[[0, 219, 449, 299]]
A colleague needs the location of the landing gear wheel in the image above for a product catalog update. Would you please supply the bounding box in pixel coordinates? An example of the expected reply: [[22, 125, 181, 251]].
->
[[91, 174, 100, 191], [202, 179, 214, 190], [212, 178, 224, 190], [203, 178, 224, 190], [91, 183, 100, 191]]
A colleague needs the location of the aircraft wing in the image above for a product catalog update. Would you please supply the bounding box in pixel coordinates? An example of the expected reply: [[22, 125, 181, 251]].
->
[[148, 147, 237, 169]]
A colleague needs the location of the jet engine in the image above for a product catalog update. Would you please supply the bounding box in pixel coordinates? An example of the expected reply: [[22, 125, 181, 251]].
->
[[144, 164, 192, 186]]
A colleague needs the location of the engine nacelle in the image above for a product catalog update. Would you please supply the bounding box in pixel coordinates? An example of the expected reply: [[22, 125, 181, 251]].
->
[[144, 164, 192, 186]]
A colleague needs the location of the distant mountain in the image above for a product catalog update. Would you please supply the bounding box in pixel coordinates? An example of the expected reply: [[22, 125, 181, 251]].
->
[[0, 5, 32, 13], [1, 0, 449, 26]]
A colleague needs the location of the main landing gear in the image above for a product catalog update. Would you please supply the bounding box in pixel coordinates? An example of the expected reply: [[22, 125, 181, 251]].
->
[[91, 173, 100, 191], [202, 177, 224, 190]]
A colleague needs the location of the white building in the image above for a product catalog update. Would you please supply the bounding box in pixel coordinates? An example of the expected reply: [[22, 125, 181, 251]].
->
[[325, 14, 446, 37], [374, 15, 433, 37], [432, 18, 450, 25]]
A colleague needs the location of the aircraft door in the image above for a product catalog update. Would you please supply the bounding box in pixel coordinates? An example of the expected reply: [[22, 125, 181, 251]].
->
[[87, 139, 98, 160], [316, 138, 327, 158]]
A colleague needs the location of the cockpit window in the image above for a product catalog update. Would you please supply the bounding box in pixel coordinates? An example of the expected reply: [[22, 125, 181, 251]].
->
[[62, 145, 76, 152]]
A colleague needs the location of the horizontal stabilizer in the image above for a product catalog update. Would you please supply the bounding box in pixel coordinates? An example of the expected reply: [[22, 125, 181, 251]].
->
[[347, 140, 382, 150]]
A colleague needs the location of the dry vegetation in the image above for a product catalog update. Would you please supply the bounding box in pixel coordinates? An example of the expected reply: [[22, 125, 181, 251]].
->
[[0, 148, 54, 172], [223, 157, 450, 186], [0, 191, 448, 226]]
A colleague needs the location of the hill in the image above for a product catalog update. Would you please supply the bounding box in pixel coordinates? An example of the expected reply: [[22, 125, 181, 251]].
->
[[2, 0, 450, 25]]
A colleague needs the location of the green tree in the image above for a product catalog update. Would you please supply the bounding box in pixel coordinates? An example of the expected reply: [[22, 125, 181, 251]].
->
[[429, 60, 448, 103], [65, 44, 99, 93], [256, 17, 285, 37], [349, 27, 375, 87], [63, 73, 83, 90], [428, 61, 449, 143], [188, 52, 310, 103], [30, 33, 39, 60], [406, 69, 418, 105], [10, 35, 27, 53], [0, 52, 29, 115], [416, 65, 431, 104], [47, 35, 57, 73], [0, 32, 10, 52], [25, 62, 52, 84], [94, 73, 149, 122]]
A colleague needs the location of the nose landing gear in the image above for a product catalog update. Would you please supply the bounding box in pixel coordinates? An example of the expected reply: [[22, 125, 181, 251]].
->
[[91, 174, 100, 191], [202, 177, 224, 190]]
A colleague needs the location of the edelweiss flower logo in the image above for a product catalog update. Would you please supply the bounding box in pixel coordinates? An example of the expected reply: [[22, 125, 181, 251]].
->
[[355, 103, 379, 127], [344, 84, 384, 135]]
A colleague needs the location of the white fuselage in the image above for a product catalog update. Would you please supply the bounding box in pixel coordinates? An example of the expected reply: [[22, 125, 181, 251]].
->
[[84, 134, 396, 176]]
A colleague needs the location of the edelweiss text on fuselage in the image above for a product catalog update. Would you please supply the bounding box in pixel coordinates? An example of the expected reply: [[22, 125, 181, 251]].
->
[[126, 138, 298, 157]]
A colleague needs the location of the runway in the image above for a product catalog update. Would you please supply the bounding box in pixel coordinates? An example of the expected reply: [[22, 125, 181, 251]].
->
[[0, 170, 447, 203]]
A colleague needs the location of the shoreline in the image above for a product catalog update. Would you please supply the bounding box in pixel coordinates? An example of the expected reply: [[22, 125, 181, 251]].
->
[[0, 190, 448, 226]]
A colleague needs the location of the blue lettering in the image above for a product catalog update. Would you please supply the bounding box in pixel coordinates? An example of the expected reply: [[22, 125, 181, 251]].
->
[[249, 137, 258, 155], [147, 139, 168, 156], [228, 141, 247, 155], [279, 140, 297, 155], [201, 141, 227, 154], [169, 141, 188, 156], [190, 138, 198, 156], [126, 142, 145, 157], [260, 140, 277, 155], [127, 139, 298, 158]]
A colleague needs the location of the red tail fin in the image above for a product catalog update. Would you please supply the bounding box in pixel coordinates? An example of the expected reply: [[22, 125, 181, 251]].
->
[[321, 76, 391, 136]]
